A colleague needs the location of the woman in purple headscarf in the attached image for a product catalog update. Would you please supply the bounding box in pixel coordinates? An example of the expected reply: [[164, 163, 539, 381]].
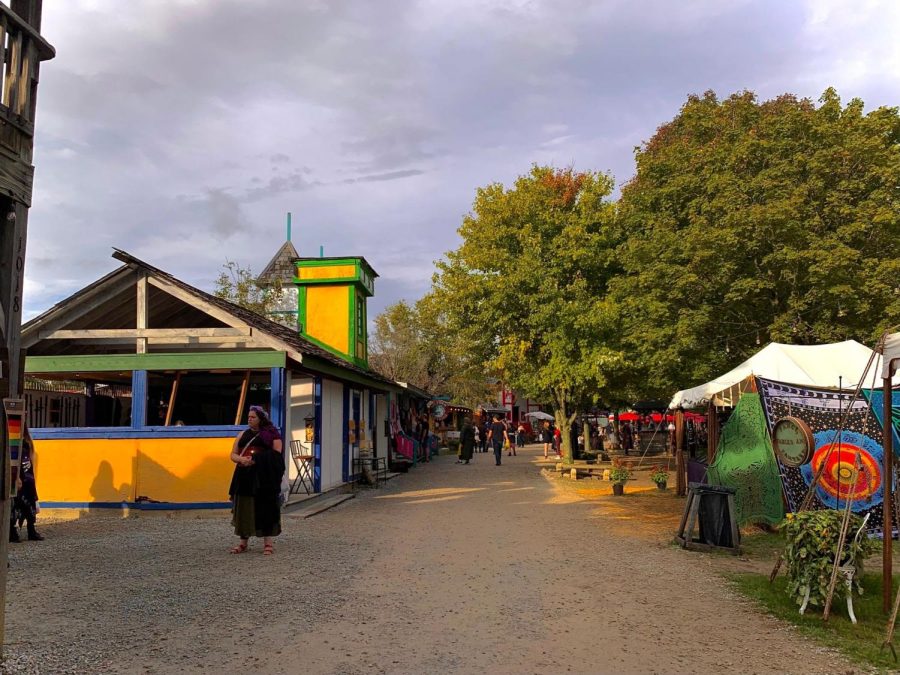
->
[[228, 405, 284, 555]]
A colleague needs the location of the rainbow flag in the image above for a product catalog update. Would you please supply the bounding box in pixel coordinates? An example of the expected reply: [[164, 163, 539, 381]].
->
[[7, 415, 22, 497]]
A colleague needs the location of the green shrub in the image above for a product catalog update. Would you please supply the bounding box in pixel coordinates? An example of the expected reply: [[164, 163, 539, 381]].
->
[[780, 510, 875, 608]]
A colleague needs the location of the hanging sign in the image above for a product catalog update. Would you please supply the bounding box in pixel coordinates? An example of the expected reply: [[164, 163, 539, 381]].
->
[[772, 416, 814, 467], [430, 401, 447, 422]]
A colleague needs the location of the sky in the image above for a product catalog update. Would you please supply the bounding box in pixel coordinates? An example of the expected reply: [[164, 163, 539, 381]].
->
[[22, 0, 900, 321]]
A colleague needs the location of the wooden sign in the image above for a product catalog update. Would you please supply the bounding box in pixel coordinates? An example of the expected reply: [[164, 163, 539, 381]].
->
[[772, 416, 814, 467]]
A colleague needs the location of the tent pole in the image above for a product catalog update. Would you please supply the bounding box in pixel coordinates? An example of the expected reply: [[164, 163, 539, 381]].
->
[[885, 364, 894, 614], [675, 408, 686, 496], [706, 400, 719, 464]]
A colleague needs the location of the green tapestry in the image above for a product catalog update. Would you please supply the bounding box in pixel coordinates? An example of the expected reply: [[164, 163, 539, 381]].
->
[[706, 393, 785, 525]]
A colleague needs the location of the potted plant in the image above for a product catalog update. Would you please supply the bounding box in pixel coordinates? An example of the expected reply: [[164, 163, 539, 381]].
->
[[609, 463, 631, 496], [649, 466, 669, 490], [780, 510, 874, 617]]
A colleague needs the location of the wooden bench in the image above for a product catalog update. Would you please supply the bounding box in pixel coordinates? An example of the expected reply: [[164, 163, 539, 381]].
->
[[554, 464, 611, 480]]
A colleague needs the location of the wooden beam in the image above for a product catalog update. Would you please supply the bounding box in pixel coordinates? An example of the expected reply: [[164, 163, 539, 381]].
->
[[39, 327, 253, 340], [136, 272, 148, 354], [235, 370, 250, 425], [146, 276, 305, 363], [0, 3, 54, 61], [164, 372, 181, 426], [21, 271, 136, 348]]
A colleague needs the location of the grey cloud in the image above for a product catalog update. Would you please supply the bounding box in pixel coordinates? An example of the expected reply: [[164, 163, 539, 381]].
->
[[242, 170, 322, 203], [205, 189, 246, 237], [345, 169, 426, 184]]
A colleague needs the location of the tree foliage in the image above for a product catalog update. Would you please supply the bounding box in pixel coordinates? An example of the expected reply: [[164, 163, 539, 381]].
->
[[430, 166, 624, 461], [214, 260, 283, 317], [613, 89, 900, 397], [368, 298, 493, 406]]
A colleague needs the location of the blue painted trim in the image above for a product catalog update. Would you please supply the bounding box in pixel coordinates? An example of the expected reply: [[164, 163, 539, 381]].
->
[[369, 391, 376, 458], [342, 385, 350, 483], [313, 377, 322, 493], [31, 426, 243, 440], [132, 370, 148, 428], [40, 501, 231, 510], [270, 367, 286, 433]]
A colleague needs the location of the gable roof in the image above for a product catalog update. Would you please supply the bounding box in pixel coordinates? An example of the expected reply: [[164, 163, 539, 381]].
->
[[23, 248, 402, 392], [257, 240, 300, 284]]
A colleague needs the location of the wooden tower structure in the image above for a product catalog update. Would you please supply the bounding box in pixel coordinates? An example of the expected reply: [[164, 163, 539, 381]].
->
[[0, 0, 54, 655], [294, 256, 377, 369]]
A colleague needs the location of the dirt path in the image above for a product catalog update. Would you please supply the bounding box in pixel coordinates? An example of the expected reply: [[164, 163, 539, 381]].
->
[[5, 444, 857, 674]]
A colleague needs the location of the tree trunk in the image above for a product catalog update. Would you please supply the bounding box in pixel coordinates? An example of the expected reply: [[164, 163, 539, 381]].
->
[[552, 388, 577, 464], [583, 419, 592, 457]]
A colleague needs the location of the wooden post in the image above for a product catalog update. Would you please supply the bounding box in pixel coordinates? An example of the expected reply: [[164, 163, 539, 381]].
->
[[706, 400, 719, 464], [135, 271, 148, 354], [0, 3, 52, 658], [675, 408, 686, 496], [885, 365, 894, 614], [164, 372, 181, 426], [234, 370, 250, 425]]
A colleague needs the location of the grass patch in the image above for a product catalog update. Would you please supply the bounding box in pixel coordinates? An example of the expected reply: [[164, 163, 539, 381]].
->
[[739, 527, 783, 560], [731, 572, 900, 671]]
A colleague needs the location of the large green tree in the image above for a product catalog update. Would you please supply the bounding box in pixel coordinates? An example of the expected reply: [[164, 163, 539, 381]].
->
[[614, 89, 900, 397], [431, 166, 625, 462]]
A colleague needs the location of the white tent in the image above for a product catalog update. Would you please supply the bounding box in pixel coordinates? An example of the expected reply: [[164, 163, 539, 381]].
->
[[883, 332, 900, 378], [670, 340, 888, 409]]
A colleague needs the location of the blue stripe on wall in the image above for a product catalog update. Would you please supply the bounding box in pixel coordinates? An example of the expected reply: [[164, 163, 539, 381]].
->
[[31, 426, 243, 440], [313, 376, 322, 493], [41, 501, 231, 510]]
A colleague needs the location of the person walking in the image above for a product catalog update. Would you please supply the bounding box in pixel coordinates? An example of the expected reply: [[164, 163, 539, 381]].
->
[[228, 405, 284, 556], [488, 415, 508, 466], [458, 417, 476, 465], [480, 421, 490, 453], [9, 422, 43, 543], [540, 421, 553, 459], [621, 422, 634, 456], [516, 422, 526, 449], [553, 426, 562, 457]]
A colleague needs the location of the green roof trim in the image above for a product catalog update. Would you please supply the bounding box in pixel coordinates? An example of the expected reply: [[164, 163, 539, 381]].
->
[[25, 351, 286, 373]]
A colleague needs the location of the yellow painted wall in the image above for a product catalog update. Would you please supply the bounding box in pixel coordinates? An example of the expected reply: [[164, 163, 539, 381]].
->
[[298, 264, 356, 280], [307, 285, 350, 354], [34, 436, 237, 504]]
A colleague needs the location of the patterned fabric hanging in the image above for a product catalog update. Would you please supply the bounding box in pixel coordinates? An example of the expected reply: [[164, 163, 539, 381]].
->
[[707, 393, 785, 525], [757, 377, 896, 538]]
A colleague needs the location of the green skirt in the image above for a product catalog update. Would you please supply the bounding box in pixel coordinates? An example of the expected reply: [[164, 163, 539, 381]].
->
[[231, 494, 282, 538]]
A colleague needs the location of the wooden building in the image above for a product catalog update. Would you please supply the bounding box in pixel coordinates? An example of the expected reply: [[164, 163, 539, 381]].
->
[[21, 248, 426, 509]]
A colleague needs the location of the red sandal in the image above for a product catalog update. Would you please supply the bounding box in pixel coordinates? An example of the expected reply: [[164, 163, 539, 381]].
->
[[230, 541, 248, 554], [263, 543, 274, 556]]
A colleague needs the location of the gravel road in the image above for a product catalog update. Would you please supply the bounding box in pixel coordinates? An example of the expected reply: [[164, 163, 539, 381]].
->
[[3, 445, 857, 674]]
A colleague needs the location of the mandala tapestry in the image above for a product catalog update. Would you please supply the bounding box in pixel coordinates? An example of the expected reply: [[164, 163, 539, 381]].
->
[[863, 389, 900, 454], [757, 377, 896, 537], [707, 393, 784, 525]]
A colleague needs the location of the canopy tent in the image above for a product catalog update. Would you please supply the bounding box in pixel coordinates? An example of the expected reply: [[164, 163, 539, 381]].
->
[[670, 340, 892, 410], [525, 411, 554, 421], [884, 332, 900, 378]]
